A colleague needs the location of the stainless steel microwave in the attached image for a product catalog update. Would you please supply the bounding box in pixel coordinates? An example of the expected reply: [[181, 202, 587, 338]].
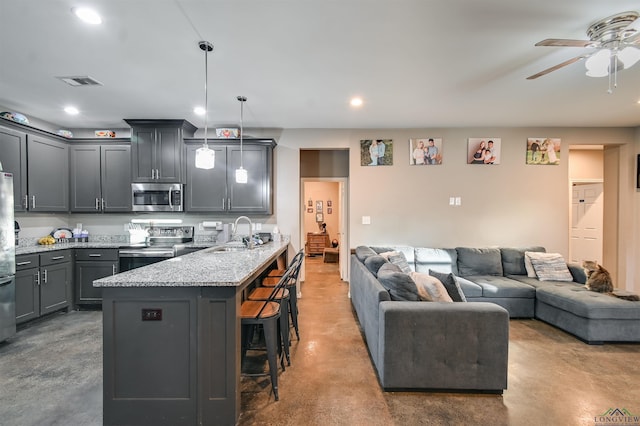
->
[[131, 183, 183, 212]]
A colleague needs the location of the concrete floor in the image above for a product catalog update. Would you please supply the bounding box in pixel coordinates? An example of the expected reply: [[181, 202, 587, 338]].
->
[[1, 256, 639, 425]]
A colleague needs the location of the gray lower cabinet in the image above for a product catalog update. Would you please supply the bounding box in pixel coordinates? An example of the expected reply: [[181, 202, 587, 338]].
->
[[15, 251, 72, 324], [70, 144, 131, 212], [74, 249, 119, 306], [0, 125, 28, 211], [26, 134, 69, 211], [184, 139, 274, 214]]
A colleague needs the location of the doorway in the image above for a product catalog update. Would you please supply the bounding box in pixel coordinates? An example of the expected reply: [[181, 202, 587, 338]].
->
[[301, 179, 349, 281], [569, 181, 603, 264]]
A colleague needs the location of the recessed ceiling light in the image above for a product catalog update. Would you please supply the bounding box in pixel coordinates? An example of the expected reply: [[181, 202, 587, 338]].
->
[[72, 7, 102, 25], [64, 106, 79, 115], [350, 97, 363, 107], [194, 106, 206, 116]]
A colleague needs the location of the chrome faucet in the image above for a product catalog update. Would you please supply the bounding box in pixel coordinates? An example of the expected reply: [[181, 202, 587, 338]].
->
[[233, 216, 254, 249]]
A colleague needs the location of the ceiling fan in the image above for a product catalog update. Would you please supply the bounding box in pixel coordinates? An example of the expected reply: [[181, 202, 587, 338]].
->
[[527, 11, 640, 92]]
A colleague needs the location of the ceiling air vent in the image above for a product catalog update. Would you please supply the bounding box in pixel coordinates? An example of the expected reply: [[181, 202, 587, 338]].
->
[[56, 76, 103, 87]]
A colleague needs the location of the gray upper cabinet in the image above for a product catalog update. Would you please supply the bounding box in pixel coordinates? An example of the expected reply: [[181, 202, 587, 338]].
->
[[0, 125, 28, 211], [26, 134, 68, 212], [184, 139, 274, 214], [126, 119, 196, 183], [70, 143, 131, 212]]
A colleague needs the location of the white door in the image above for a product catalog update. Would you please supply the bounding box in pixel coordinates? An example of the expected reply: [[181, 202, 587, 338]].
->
[[570, 182, 603, 264]]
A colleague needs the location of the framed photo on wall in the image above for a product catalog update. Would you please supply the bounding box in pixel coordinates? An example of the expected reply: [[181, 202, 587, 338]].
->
[[360, 139, 393, 166], [409, 138, 443, 165], [328, 208, 333, 214], [467, 138, 501, 164], [526, 138, 560, 165], [307, 208, 313, 213], [316, 201, 323, 212], [316, 213, 324, 222], [327, 200, 332, 207]]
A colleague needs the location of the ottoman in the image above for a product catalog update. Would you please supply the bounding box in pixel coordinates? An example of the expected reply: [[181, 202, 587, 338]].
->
[[323, 248, 339, 263]]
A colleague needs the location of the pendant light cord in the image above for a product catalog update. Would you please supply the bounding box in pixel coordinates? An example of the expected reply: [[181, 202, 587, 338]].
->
[[238, 96, 247, 168], [204, 45, 209, 147]]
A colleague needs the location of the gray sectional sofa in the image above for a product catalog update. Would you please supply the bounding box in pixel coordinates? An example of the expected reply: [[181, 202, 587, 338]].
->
[[350, 245, 640, 391]]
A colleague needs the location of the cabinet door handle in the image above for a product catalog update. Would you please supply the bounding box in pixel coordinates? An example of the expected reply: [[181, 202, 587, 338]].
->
[[51, 255, 65, 260], [112, 264, 117, 275], [89, 254, 102, 257], [156, 168, 160, 179], [35, 271, 40, 286], [43, 269, 48, 284], [101, 198, 105, 210], [23, 195, 28, 209], [31, 195, 36, 209], [222, 198, 225, 209], [17, 261, 32, 266], [95, 198, 100, 210], [228, 198, 231, 210]]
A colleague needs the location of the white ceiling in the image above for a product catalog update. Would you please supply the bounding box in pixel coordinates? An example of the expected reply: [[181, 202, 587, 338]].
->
[[2, 0, 640, 131]]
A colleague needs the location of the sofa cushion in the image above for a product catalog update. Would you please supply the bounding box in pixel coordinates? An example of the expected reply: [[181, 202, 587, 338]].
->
[[536, 284, 640, 319], [500, 247, 545, 276], [415, 248, 458, 275], [528, 253, 573, 282], [355, 246, 378, 262], [377, 263, 421, 301], [455, 276, 483, 298], [456, 247, 503, 277], [379, 251, 412, 274], [364, 255, 389, 276], [464, 275, 536, 298], [409, 272, 453, 302], [429, 269, 466, 302]]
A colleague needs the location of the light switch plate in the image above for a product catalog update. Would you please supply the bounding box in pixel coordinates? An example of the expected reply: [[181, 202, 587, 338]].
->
[[362, 216, 371, 225]]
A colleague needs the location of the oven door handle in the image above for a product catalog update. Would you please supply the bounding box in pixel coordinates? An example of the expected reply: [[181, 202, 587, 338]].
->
[[168, 187, 173, 210]]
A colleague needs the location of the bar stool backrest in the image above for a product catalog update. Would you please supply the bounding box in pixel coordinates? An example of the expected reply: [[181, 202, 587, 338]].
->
[[254, 266, 294, 319]]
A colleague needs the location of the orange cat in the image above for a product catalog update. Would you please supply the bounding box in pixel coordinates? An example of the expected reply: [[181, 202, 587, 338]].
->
[[583, 260, 639, 301]]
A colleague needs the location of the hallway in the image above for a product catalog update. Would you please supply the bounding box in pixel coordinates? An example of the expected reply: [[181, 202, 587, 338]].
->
[[0, 256, 639, 425]]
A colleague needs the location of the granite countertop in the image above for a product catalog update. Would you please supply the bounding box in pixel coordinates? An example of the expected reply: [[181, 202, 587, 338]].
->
[[15, 240, 217, 256], [94, 240, 289, 288]]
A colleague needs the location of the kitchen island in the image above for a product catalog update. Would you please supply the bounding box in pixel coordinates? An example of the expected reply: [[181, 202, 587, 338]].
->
[[94, 240, 289, 426]]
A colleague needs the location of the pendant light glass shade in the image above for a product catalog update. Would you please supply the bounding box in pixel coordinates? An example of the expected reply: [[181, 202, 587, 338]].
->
[[195, 41, 215, 170], [235, 96, 248, 183]]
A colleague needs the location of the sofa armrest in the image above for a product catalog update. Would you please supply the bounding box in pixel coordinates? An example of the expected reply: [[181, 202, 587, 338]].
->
[[567, 262, 586, 284], [377, 301, 509, 391]]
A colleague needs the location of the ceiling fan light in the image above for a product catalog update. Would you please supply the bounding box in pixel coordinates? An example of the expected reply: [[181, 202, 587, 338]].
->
[[195, 146, 215, 169], [618, 46, 640, 68], [585, 49, 611, 74]]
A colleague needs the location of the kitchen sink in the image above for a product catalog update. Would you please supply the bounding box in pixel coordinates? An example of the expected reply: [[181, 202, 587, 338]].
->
[[205, 245, 249, 253]]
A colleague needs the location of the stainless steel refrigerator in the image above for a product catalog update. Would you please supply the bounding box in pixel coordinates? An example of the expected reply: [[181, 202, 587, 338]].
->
[[0, 169, 16, 342]]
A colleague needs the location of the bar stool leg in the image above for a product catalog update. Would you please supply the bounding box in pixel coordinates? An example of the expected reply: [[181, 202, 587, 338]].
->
[[262, 319, 280, 401], [288, 288, 300, 340]]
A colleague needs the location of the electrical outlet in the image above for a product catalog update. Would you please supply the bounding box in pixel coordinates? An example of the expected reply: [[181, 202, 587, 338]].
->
[[255, 223, 262, 231], [449, 197, 455, 206], [455, 197, 461, 206], [362, 216, 371, 225]]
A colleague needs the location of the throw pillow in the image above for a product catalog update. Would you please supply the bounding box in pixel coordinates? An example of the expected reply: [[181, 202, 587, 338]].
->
[[527, 252, 574, 281], [377, 263, 421, 301], [379, 251, 412, 274], [409, 272, 454, 302], [363, 255, 388, 277], [524, 252, 537, 277], [429, 269, 467, 302]]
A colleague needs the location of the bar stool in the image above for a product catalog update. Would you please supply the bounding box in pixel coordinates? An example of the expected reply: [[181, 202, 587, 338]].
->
[[247, 273, 293, 366], [240, 271, 291, 401], [262, 250, 304, 341]]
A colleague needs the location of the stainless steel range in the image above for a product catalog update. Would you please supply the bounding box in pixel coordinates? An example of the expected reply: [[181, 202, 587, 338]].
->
[[119, 225, 194, 272]]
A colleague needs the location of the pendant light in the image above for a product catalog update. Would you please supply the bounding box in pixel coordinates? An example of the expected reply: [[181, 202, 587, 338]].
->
[[195, 41, 215, 169], [235, 95, 248, 183]]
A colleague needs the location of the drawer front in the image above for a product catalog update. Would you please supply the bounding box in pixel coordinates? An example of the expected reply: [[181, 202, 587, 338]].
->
[[75, 248, 119, 262], [40, 250, 72, 266], [16, 254, 39, 271]]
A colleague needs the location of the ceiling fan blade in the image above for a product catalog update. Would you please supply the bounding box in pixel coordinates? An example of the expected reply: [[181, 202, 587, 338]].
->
[[535, 38, 597, 47], [526, 54, 589, 80]]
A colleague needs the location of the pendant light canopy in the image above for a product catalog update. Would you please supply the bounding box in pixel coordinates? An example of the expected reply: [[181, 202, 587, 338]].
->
[[195, 41, 215, 170], [235, 95, 248, 183]]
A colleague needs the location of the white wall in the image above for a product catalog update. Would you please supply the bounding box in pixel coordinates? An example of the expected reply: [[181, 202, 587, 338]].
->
[[273, 127, 637, 290]]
